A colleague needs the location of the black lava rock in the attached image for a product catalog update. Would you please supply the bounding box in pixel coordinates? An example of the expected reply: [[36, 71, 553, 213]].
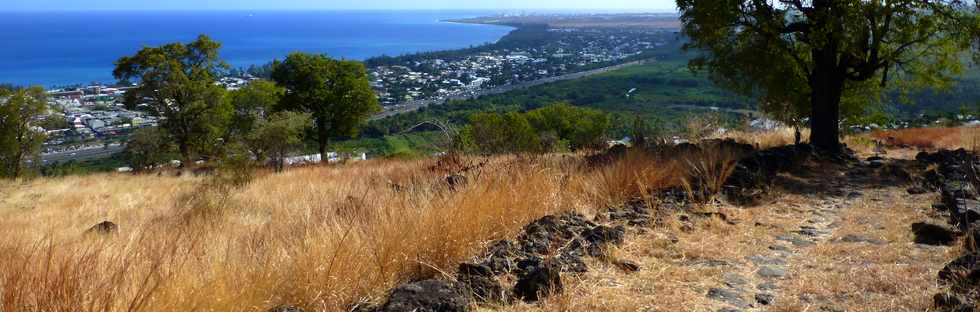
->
[[380, 279, 469, 312], [456, 263, 503, 303], [513, 259, 563, 302], [912, 223, 959, 246], [269, 305, 305, 312], [939, 253, 980, 294], [85, 221, 118, 235]]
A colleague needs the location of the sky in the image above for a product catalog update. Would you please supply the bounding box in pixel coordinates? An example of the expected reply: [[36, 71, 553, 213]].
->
[[4, 0, 678, 11]]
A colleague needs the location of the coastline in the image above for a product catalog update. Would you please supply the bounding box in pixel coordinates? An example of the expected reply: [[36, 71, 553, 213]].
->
[[1, 11, 515, 88]]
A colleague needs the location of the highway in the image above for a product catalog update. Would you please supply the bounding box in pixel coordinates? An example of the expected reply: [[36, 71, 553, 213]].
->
[[40, 145, 125, 164]]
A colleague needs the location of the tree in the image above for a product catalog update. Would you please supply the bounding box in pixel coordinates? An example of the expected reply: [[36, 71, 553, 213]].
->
[[247, 111, 312, 172], [676, 0, 980, 151], [468, 112, 540, 154], [226, 80, 284, 142], [123, 127, 174, 172], [0, 86, 47, 178], [37, 115, 70, 131], [272, 53, 381, 156], [525, 103, 610, 150], [113, 35, 233, 164]]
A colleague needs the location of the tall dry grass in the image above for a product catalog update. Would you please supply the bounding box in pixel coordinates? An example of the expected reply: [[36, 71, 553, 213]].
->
[[870, 126, 980, 151], [0, 148, 732, 311], [680, 144, 744, 203], [715, 127, 810, 150]]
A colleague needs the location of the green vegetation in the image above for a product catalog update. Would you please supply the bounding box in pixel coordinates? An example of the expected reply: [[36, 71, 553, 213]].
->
[[326, 132, 444, 158], [461, 103, 610, 154], [0, 86, 47, 178], [365, 61, 744, 137], [465, 112, 541, 154], [20, 19, 980, 173], [247, 111, 313, 172], [226, 80, 284, 141], [273, 53, 381, 156], [525, 103, 610, 150], [109, 39, 378, 174], [676, 0, 980, 151], [348, 60, 746, 156], [37, 114, 70, 131], [39, 156, 128, 177], [122, 127, 175, 172], [114, 35, 233, 162]]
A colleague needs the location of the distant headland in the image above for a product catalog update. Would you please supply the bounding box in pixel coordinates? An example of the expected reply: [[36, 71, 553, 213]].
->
[[446, 13, 682, 30]]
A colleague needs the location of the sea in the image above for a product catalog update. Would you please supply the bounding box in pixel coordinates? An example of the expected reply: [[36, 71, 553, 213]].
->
[[0, 10, 515, 87]]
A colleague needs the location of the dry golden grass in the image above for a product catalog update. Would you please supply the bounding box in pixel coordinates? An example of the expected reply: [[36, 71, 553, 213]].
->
[[3, 127, 957, 311], [0, 150, 698, 311], [870, 126, 980, 151], [492, 202, 775, 312], [714, 127, 810, 150], [510, 155, 957, 312], [770, 188, 955, 311]]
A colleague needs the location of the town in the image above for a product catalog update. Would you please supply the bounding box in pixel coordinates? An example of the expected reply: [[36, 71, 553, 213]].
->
[[367, 27, 678, 108], [32, 24, 979, 167], [35, 25, 681, 164]]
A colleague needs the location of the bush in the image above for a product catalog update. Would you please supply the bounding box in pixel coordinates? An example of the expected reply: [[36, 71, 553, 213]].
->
[[526, 102, 609, 150], [463, 103, 611, 155], [211, 142, 256, 189], [467, 112, 540, 154], [123, 127, 175, 172]]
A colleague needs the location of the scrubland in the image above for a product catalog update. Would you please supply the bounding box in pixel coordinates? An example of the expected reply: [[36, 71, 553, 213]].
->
[[870, 125, 980, 151], [0, 148, 696, 311], [2, 125, 976, 311]]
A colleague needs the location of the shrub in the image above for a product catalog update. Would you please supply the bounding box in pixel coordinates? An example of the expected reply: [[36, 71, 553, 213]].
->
[[526, 102, 610, 150], [468, 112, 540, 154], [123, 127, 175, 172]]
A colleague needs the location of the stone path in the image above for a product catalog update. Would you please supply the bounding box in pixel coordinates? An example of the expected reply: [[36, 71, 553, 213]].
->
[[703, 181, 853, 311], [490, 153, 955, 312]]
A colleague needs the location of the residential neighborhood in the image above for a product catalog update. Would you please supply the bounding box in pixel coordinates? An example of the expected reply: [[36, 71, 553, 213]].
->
[[368, 27, 679, 107]]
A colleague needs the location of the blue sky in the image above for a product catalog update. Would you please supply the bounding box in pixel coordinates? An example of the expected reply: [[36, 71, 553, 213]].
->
[[4, 0, 678, 11]]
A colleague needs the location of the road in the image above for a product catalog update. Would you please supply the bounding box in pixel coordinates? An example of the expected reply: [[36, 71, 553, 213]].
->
[[40, 145, 125, 164], [373, 60, 650, 120]]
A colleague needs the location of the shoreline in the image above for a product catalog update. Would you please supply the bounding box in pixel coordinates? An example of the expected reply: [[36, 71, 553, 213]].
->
[[3, 11, 517, 88]]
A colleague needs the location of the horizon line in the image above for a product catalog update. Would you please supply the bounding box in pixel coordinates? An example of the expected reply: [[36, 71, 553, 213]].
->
[[0, 8, 679, 13]]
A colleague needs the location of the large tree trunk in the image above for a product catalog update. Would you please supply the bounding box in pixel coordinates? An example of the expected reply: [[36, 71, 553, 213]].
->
[[316, 117, 328, 158], [178, 141, 192, 168], [809, 49, 845, 153], [809, 82, 843, 152], [13, 150, 23, 179]]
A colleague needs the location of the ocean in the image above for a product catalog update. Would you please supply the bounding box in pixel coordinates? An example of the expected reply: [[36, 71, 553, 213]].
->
[[0, 10, 514, 87]]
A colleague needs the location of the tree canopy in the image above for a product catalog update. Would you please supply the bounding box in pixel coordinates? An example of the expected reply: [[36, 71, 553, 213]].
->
[[463, 103, 610, 154], [467, 112, 541, 154], [676, 0, 980, 151], [123, 127, 174, 172], [113, 34, 233, 163], [272, 53, 381, 156], [247, 111, 312, 172], [0, 86, 47, 178], [525, 102, 610, 150], [226, 80, 284, 140]]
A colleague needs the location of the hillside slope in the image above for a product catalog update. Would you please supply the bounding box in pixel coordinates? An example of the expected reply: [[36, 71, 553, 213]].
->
[[1, 127, 976, 311]]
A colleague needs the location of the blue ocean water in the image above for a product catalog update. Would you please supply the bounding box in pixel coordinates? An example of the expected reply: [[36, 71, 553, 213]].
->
[[0, 10, 514, 87]]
